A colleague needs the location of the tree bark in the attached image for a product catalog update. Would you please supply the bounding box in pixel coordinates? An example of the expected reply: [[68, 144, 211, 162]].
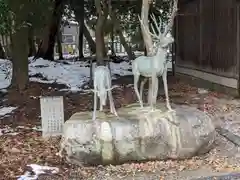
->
[[78, 23, 84, 58], [110, 26, 115, 56], [112, 12, 135, 60], [34, 0, 64, 60], [73, 0, 85, 58], [140, 0, 154, 104], [0, 42, 6, 59], [11, 26, 29, 91], [8, 0, 29, 91], [57, 28, 63, 59], [83, 24, 96, 54], [117, 30, 135, 60], [141, 0, 153, 55], [28, 26, 36, 57], [78, 3, 84, 58], [114, 25, 135, 60], [95, 0, 108, 65]]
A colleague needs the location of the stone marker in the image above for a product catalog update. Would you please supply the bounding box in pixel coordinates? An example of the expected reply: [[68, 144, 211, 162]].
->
[[40, 96, 64, 138], [60, 103, 216, 166]]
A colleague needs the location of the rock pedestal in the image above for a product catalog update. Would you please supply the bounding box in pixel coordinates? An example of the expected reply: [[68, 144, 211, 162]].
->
[[60, 103, 216, 166]]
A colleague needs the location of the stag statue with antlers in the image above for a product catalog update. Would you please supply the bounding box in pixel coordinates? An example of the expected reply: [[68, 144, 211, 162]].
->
[[92, 66, 118, 121], [132, 0, 178, 111]]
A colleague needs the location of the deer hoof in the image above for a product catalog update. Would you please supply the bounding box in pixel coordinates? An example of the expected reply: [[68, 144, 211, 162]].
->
[[168, 109, 175, 113]]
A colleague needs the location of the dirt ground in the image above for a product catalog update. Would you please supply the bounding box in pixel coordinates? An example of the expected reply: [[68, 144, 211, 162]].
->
[[0, 75, 240, 179]]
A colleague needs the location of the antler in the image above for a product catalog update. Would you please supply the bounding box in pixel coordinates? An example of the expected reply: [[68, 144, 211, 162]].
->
[[139, 0, 178, 41], [138, 9, 163, 41], [138, 0, 178, 53], [163, 0, 178, 37]]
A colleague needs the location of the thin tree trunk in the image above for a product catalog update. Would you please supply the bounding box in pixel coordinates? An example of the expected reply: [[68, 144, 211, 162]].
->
[[78, 2, 84, 58], [83, 24, 96, 54], [141, 0, 153, 55], [116, 30, 135, 60], [112, 14, 135, 60], [140, 0, 153, 104], [34, 0, 64, 60], [0, 42, 6, 59], [28, 26, 36, 57], [1, 35, 5, 46], [72, 1, 84, 58], [108, 0, 115, 56], [110, 22, 115, 56], [95, 0, 108, 65], [57, 28, 63, 59]]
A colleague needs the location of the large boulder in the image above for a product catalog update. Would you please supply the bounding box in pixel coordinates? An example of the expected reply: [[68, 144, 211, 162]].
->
[[60, 103, 216, 166]]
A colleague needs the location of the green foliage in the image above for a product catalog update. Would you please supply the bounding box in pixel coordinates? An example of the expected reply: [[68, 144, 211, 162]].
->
[[0, 0, 11, 34], [0, 0, 54, 36]]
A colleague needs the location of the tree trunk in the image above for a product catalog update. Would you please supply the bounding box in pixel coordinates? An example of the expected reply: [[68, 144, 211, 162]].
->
[[108, 0, 115, 56], [83, 24, 96, 54], [115, 28, 135, 60], [78, 24, 84, 58], [11, 26, 29, 91], [95, 0, 108, 65], [34, 0, 64, 60], [95, 19, 106, 65], [57, 28, 63, 59], [28, 26, 36, 57], [73, 1, 85, 58], [112, 13, 135, 60], [78, 3, 85, 58], [0, 42, 6, 59], [141, 0, 153, 55], [110, 26, 115, 56], [140, 0, 154, 104]]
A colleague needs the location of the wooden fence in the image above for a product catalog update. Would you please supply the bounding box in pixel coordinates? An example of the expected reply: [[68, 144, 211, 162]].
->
[[175, 0, 240, 92]]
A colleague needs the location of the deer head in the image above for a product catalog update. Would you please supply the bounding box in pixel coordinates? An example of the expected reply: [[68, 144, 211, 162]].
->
[[139, 0, 178, 53]]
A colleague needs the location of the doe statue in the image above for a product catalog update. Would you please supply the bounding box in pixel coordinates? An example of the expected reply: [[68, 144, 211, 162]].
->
[[133, 0, 178, 112], [92, 66, 117, 120]]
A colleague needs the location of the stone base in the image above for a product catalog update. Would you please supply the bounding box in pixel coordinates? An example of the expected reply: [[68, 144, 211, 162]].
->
[[60, 103, 216, 166]]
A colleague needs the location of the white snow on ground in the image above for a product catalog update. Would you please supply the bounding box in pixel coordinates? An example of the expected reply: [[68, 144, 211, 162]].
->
[[17, 164, 59, 180], [0, 106, 17, 117], [29, 58, 132, 91], [0, 59, 11, 89], [0, 107, 18, 135], [0, 56, 132, 91], [0, 125, 19, 136]]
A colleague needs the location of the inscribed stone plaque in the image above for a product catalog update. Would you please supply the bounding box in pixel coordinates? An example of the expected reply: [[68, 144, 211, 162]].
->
[[40, 96, 64, 138]]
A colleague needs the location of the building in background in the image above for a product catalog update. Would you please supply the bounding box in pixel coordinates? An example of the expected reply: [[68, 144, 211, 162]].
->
[[61, 21, 79, 55], [55, 21, 79, 56], [55, 21, 127, 56]]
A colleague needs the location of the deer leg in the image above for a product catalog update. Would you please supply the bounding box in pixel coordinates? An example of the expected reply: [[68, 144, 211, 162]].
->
[[108, 90, 118, 116], [107, 61, 112, 76], [92, 91, 98, 120], [147, 79, 152, 106], [99, 97, 103, 111], [140, 78, 148, 104], [153, 76, 159, 105], [162, 70, 173, 111], [134, 74, 143, 108], [150, 74, 157, 111]]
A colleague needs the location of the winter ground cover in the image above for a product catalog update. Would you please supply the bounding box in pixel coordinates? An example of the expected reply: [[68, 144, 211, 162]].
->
[[0, 55, 239, 179]]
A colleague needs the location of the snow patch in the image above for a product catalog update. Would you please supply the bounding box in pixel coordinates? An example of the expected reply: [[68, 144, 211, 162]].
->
[[0, 125, 18, 136], [0, 57, 132, 91], [17, 164, 59, 180], [0, 106, 17, 117]]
